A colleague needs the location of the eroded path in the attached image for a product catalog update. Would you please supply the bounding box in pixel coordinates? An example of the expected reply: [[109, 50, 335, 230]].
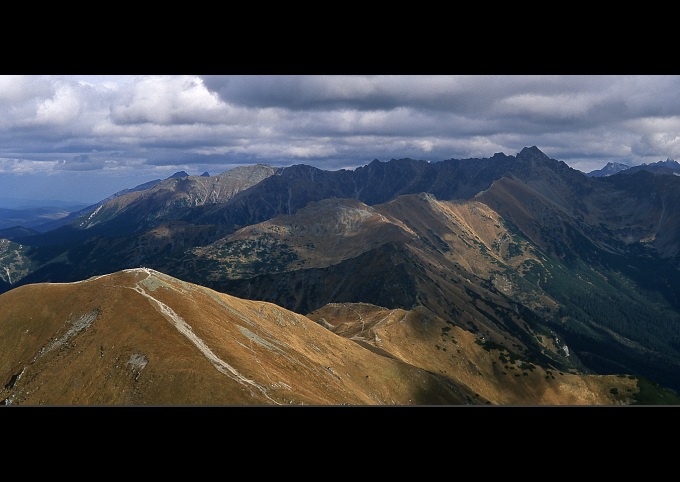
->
[[126, 267, 281, 404]]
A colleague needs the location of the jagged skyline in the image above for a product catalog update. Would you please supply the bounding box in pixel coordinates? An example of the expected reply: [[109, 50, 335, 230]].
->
[[1, 75, 680, 202]]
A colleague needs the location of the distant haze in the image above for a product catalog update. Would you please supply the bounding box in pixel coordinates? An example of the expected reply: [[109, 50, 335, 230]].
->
[[0, 170, 173, 205]]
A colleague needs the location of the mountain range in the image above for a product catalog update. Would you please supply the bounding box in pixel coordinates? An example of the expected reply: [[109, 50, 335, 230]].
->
[[586, 159, 680, 177], [2, 146, 680, 405]]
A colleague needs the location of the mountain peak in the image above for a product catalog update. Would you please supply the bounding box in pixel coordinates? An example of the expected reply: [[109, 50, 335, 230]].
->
[[516, 146, 550, 162], [167, 171, 190, 179], [586, 161, 630, 177]]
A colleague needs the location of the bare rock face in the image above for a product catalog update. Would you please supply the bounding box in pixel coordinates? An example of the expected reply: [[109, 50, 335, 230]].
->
[[74, 164, 280, 233]]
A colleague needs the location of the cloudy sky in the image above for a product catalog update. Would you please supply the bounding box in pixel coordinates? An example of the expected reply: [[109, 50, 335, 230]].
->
[[1, 74, 679, 204]]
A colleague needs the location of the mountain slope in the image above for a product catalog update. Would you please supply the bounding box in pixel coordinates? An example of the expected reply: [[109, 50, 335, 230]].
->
[[3, 146, 680, 400], [307, 302, 643, 405], [0, 268, 653, 406], [18, 164, 278, 246], [185, 187, 680, 394], [0, 268, 486, 406]]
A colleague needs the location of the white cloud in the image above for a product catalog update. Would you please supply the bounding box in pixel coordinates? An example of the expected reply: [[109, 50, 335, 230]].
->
[[35, 84, 82, 125], [110, 75, 228, 125], [2, 74, 680, 200]]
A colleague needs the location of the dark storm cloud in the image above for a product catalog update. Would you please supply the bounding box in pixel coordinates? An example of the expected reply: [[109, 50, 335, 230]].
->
[[2, 74, 680, 203]]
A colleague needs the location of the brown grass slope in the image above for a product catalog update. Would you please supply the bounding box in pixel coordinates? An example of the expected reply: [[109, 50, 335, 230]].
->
[[0, 268, 481, 406], [307, 302, 640, 405]]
